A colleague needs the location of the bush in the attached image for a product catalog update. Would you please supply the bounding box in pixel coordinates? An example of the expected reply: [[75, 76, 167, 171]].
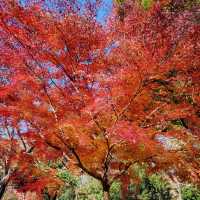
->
[[181, 184, 200, 200], [138, 174, 171, 200]]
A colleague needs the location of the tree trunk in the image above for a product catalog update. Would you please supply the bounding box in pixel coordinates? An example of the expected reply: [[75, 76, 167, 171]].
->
[[0, 183, 7, 200], [103, 182, 110, 200], [0, 173, 10, 200], [103, 191, 110, 200]]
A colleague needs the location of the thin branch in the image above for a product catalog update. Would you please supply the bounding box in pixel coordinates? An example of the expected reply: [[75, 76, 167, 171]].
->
[[15, 128, 27, 152]]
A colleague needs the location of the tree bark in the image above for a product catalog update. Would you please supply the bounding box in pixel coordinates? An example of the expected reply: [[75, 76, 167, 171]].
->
[[0, 173, 10, 200], [0, 182, 7, 200], [103, 183, 110, 200], [103, 191, 110, 200]]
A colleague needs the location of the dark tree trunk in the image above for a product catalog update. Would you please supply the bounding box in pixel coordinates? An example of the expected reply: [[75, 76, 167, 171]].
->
[[103, 182, 110, 200], [0, 183, 7, 200], [0, 174, 10, 200]]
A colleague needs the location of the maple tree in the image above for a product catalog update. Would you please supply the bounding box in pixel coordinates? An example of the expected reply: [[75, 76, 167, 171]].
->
[[0, 115, 64, 199], [0, 0, 200, 199]]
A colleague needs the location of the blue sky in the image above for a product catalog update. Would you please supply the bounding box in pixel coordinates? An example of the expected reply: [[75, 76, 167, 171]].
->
[[96, 0, 113, 23], [19, 0, 113, 24]]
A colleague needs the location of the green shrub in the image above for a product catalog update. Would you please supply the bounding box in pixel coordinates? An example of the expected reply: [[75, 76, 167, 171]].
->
[[110, 182, 121, 200], [57, 170, 79, 187], [138, 174, 171, 200], [181, 184, 200, 200]]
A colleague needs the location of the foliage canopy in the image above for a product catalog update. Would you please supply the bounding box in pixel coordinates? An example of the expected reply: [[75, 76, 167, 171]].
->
[[0, 0, 199, 199]]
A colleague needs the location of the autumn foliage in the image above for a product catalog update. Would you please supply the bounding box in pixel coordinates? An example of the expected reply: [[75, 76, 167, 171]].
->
[[0, 0, 199, 199]]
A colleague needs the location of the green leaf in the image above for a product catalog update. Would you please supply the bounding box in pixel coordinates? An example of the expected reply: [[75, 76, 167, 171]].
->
[[141, 0, 153, 9]]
